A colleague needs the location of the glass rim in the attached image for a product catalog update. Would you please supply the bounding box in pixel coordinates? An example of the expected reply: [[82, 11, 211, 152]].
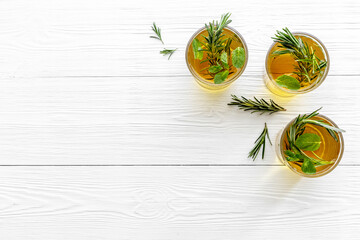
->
[[265, 31, 330, 94], [185, 26, 248, 87], [279, 114, 344, 178]]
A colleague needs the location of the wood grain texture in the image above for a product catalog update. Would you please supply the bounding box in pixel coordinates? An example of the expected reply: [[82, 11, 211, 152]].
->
[[0, 0, 358, 78], [0, 0, 358, 165], [0, 0, 359, 239], [0, 75, 357, 165], [0, 166, 359, 240]]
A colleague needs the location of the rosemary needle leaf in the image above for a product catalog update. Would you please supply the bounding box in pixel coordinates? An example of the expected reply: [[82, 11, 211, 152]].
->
[[150, 22, 164, 44], [160, 48, 177, 60], [272, 28, 327, 86], [249, 123, 272, 161], [228, 95, 286, 114]]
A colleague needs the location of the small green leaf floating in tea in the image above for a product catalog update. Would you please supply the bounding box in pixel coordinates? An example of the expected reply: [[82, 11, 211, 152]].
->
[[276, 75, 301, 90], [295, 133, 321, 151], [192, 39, 203, 60], [208, 65, 223, 73], [220, 52, 228, 64], [214, 71, 229, 84], [301, 158, 316, 175], [232, 47, 245, 68], [284, 150, 305, 162]]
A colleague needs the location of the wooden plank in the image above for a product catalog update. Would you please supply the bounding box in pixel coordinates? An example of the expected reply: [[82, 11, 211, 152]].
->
[[0, 166, 358, 239], [0, 0, 358, 77], [0, 76, 357, 165]]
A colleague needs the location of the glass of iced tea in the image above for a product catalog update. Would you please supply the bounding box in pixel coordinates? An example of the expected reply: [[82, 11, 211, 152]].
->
[[186, 13, 248, 90], [276, 109, 344, 177], [265, 28, 329, 97]]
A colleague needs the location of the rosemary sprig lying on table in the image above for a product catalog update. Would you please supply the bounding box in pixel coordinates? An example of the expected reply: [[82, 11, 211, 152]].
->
[[249, 123, 272, 161], [228, 95, 286, 114], [284, 108, 345, 174], [160, 48, 177, 60], [150, 22, 164, 44], [272, 28, 327, 89], [150, 22, 177, 59]]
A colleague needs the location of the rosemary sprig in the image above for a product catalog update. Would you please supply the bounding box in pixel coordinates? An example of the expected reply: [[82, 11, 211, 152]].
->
[[191, 13, 245, 84], [150, 22, 164, 44], [249, 123, 272, 161], [228, 95, 286, 114], [202, 13, 232, 66], [160, 48, 177, 60], [272, 28, 327, 86], [284, 108, 345, 174]]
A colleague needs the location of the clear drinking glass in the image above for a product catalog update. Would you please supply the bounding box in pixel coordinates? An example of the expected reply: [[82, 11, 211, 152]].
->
[[264, 32, 330, 97], [276, 114, 344, 177], [185, 26, 248, 90]]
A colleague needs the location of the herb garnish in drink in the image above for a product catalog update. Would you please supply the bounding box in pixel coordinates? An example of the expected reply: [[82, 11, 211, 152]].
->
[[268, 28, 328, 91], [282, 108, 344, 175], [187, 13, 247, 85]]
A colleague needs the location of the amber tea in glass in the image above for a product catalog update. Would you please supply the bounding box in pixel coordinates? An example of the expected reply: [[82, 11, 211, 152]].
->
[[185, 14, 248, 90], [276, 113, 344, 177], [265, 29, 329, 96]]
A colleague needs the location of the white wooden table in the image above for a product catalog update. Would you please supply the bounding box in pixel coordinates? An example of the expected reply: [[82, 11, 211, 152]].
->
[[0, 0, 359, 239]]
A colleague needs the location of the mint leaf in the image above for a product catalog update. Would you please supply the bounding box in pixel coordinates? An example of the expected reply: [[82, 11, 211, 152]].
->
[[285, 150, 296, 158], [220, 52, 228, 64], [214, 71, 229, 84], [208, 65, 223, 73], [285, 150, 297, 161], [301, 158, 316, 174], [295, 133, 321, 151], [192, 39, 203, 60], [276, 75, 301, 90], [285, 150, 306, 162], [231, 47, 245, 68]]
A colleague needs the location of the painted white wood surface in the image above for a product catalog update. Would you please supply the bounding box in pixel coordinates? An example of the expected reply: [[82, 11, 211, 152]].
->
[[0, 166, 359, 240], [0, 0, 359, 239], [0, 75, 358, 165]]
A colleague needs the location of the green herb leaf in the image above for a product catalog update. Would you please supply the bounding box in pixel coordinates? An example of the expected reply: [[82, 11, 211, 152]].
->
[[220, 52, 228, 64], [150, 22, 164, 44], [276, 75, 301, 90], [160, 48, 177, 60], [228, 95, 286, 114], [192, 39, 203, 60], [231, 47, 245, 68], [285, 150, 296, 158], [295, 133, 321, 151], [208, 65, 223, 73], [248, 123, 272, 161], [301, 158, 316, 174], [214, 71, 229, 84], [285, 150, 306, 162]]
